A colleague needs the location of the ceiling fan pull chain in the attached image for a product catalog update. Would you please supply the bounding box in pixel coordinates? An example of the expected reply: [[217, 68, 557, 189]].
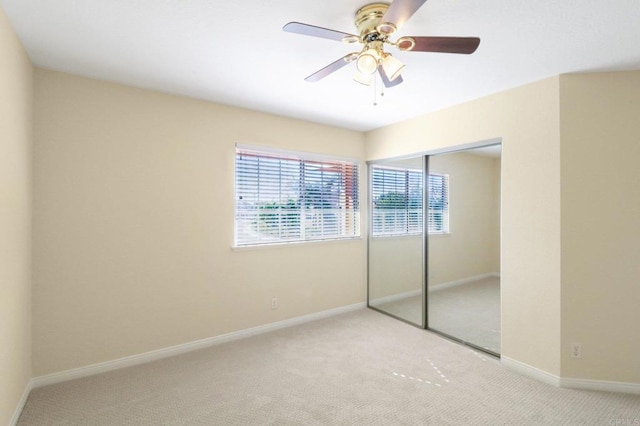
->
[[373, 71, 378, 106]]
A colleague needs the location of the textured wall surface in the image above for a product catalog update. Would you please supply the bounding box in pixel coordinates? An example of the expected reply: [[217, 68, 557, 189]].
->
[[560, 72, 640, 383], [33, 69, 366, 376], [0, 6, 33, 425]]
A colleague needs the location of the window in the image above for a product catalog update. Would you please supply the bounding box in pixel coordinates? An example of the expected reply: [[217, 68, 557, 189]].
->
[[371, 166, 423, 236], [235, 146, 360, 246], [427, 173, 449, 234], [371, 165, 449, 236]]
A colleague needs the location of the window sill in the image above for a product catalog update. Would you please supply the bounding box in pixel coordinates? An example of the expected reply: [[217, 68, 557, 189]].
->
[[232, 236, 363, 251], [430, 232, 451, 237], [372, 233, 422, 239], [372, 232, 450, 239]]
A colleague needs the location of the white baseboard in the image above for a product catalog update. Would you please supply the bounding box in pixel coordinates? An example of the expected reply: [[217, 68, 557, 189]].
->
[[429, 272, 500, 292], [502, 356, 640, 394], [560, 377, 640, 394], [501, 356, 561, 387], [369, 289, 421, 306], [10, 379, 33, 426], [369, 272, 501, 305], [32, 302, 365, 389]]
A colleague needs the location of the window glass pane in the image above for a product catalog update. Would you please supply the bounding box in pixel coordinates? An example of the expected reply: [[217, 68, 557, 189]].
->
[[235, 148, 360, 246]]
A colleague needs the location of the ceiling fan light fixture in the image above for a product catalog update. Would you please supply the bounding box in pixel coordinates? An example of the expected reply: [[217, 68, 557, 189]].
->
[[381, 54, 405, 81], [376, 22, 397, 35], [396, 36, 416, 51], [353, 71, 372, 86], [341, 35, 360, 44], [345, 52, 359, 62], [356, 48, 380, 75]]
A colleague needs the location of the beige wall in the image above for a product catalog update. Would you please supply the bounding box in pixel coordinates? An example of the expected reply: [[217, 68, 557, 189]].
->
[[32, 69, 366, 376], [369, 235, 423, 301], [366, 77, 562, 376], [559, 72, 640, 383], [0, 7, 33, 424], [429, 152, 501, 286]]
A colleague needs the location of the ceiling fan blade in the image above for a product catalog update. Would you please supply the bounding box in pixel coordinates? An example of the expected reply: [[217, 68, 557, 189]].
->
[[379, 0, 428, 33], [409, 36, 481, 54], [379, 67, 404, 88], [304, 54, 354, 82], [283, 22, 358, 42]]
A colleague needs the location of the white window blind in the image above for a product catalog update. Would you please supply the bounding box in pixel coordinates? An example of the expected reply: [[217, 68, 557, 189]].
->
[[235, 147, 360, 246], [371, 166, 449, 236], [428, 173, 449, 234], [372, 166, 423, 236]]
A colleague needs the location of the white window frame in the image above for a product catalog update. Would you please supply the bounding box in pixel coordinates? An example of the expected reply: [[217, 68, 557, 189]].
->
[[234, 145, 360, 247]]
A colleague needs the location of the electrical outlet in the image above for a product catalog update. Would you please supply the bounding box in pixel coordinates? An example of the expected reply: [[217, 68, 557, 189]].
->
[[570, 343, 583, 359], [271, 298, 279, 310]]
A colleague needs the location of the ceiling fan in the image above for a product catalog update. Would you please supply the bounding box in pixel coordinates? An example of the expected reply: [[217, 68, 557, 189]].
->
[[283, 0, 480, 88]]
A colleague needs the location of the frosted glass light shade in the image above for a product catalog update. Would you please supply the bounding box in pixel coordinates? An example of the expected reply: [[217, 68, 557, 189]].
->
[[353, 72, 372, 86], [356, 49, 379, 75], [381, 54, 405, 81]]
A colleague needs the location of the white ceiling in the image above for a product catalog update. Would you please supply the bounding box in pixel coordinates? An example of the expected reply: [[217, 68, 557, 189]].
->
[[3, 0, 640, 131]]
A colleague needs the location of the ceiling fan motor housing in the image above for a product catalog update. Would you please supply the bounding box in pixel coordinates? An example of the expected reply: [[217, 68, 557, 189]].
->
[[355, 3, 391, 39]]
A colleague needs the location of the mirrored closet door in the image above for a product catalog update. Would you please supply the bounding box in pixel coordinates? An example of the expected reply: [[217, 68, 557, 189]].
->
[[367, 144, 501, 357], [368, 155, 425, 327], [427, 146, 501, 355]]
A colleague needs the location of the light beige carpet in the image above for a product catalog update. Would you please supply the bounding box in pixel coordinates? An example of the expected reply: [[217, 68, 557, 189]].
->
[[429, 277, 501, 354], [374, 277, 501, 354], [19, 309, 640, 425]]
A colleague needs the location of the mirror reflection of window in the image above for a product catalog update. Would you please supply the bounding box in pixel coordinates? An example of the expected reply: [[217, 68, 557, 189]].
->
[[368, 157, 426, 327], [371, 165, 449, 237]]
